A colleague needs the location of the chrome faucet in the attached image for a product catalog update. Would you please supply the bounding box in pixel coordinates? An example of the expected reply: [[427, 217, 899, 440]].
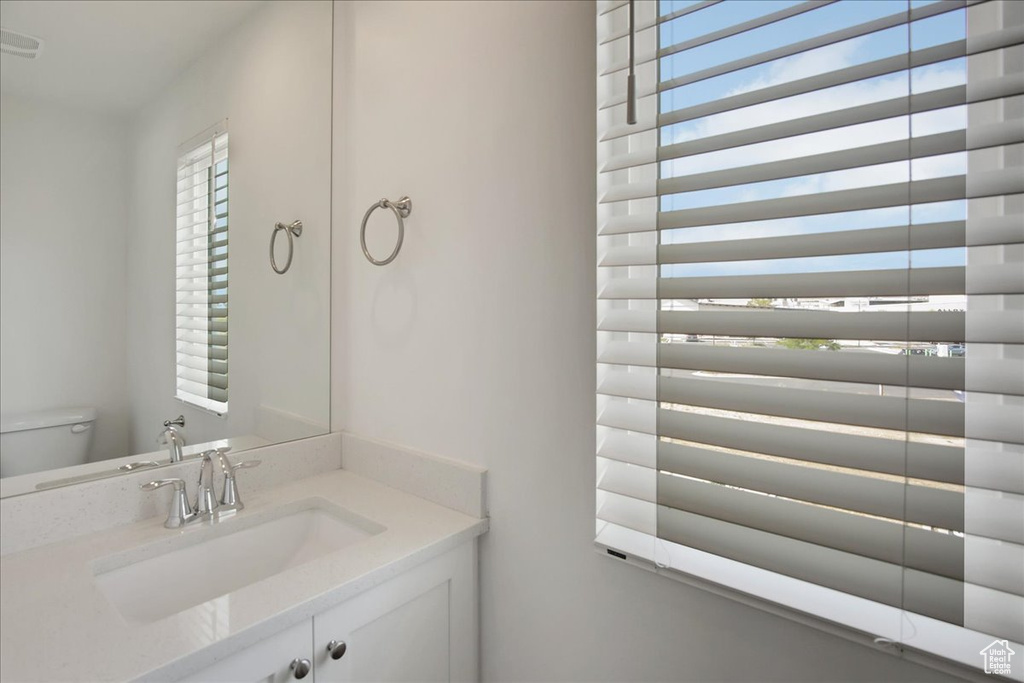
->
[[141, 446, 260, 529], [194, 449, 221, 517], [158, 417, 186, 463]]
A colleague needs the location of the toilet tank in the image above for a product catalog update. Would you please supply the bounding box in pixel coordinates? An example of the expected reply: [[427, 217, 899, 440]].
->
[[0, 407, 97, 478]]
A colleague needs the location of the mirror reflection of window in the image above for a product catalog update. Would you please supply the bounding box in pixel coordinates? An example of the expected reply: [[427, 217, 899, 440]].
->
[[175, 125, 229, 416]]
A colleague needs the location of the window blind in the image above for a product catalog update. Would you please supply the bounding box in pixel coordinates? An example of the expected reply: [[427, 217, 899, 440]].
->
[[596, 0, 1023, 672], [176, 124, 229, 415]]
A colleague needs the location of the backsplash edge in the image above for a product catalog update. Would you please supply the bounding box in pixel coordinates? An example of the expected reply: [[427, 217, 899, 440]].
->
[[340, 432, 487, 519]]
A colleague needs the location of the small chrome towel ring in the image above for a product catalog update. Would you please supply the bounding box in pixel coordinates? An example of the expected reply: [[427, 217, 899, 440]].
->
[[361, 196, 411, 266], [270, 220, 303, 274]]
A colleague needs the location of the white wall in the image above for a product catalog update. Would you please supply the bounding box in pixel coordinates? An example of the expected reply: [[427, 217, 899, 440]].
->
[[332, 2, 962, 681], [0, 95, 130, 463], [128, 0, 332, 453]]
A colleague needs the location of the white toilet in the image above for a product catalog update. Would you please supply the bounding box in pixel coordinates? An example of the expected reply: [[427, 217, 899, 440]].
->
[[0, 407, 96, 478]]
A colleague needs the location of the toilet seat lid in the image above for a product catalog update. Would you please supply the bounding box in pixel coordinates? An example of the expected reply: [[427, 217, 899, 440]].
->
[[0, 407, 97, 434]]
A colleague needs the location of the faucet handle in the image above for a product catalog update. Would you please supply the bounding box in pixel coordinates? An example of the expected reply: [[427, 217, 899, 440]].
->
[[140, 478, 185, 491], [140, 479, 194, 529], [119, 461, 160, 472], [231, 459, 260, 473], [208, 446, 234, 474], [220, 460, 261, 510]]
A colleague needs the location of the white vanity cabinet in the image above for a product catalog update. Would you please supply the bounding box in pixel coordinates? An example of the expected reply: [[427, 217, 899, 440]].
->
[[181, 620, 312, 683], [180, 541, 478, 683]]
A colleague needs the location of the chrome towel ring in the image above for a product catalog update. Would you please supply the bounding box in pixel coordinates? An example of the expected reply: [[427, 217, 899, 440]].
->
[[270, 220, 303, 274], [361, 196, 412, 266]]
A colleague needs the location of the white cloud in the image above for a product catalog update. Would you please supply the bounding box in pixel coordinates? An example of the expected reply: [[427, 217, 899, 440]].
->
[[654, 20, 975, 280], [727, 38, 867, 97], [664, 59, 967, 162], [660, 40, 970, 215]]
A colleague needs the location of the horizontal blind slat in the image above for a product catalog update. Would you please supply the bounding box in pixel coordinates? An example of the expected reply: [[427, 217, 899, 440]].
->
[[658, 1, 837, 60], [655, 267, 967, 300], [658, 374, 965, 437], [176, 355, 228, 374], [658, 222, 968, 265], [658, 440, 962, 534], [656, 0, 966, 96], [657, 343, 966, 392], [659, 408, 964, 483], [658, 171, 1024, 229], [177, 367, 228, 390], [597, 345, 1018, 403], [177, 237, 228, 257], [657, 505, 964, 624], [176, 306, 228, 319], [176, 330, 227, 346], [176, 319, 228, 333], [657, 473, 963, 571], [598, 456, 655, 503], [598, 430, 656, 469], [597, 490, 656, 536], [177, 266, 228, 280], [656, 132, 974, 196], [655, 86, 960, 162], [659, 41, 966, 128], [599, 309, 657, 333], [176, 380, 228, 404], [657, 178, 954, 229], [176, 225, 227, 244], [659, 309, 966, 343], [598, 401, 657, 435], [176, 342, 228, 361], [599, 213, 657, 236], [176, 293, 228, 306]]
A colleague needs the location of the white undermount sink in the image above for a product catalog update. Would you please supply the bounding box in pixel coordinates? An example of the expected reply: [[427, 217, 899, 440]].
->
[[92, 500, 385, 623]]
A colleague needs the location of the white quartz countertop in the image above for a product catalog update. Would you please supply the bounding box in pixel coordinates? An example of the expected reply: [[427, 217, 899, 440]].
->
[[0, 469, 488, 682]]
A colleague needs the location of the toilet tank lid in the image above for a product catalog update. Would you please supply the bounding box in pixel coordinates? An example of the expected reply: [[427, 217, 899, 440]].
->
[[0, 407, 97, 434]]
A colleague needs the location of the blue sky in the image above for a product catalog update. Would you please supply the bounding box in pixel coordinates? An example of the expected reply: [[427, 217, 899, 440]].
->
[[652, 1, 969, 280]]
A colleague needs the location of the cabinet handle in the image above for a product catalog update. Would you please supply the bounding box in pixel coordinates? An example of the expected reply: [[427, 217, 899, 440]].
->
[[327, 639, 348, 660], [290, 658, 311, 679]]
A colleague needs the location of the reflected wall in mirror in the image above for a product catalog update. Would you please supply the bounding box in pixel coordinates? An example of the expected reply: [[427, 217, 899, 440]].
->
[[0, 0, 332, 497]]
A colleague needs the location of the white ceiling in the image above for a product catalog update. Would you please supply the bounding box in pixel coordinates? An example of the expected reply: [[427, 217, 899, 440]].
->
[[0, 0, 263, 114]]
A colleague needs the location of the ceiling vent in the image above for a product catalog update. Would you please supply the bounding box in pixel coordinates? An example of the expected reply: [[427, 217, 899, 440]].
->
[[0, 28, 44, 59]]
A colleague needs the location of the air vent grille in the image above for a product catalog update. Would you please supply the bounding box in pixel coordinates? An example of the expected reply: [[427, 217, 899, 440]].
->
[[0, 28, 44, 59]]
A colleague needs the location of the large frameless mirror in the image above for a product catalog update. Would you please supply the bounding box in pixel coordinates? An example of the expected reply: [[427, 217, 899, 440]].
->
[[0, 0, 333, 497]]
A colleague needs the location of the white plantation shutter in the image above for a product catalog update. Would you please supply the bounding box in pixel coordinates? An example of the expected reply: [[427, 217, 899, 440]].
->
[[596, 0, 1023, 673], [176, 123, 229, 415]]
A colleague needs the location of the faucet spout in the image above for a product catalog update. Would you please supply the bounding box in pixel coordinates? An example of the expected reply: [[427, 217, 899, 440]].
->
[[194, 451, 219, 517], [159, 425, 185, 463]]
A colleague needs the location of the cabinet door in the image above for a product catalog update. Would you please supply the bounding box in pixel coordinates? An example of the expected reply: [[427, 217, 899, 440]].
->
[[314, 542, 477, 683], [179, 619, 313, 683]]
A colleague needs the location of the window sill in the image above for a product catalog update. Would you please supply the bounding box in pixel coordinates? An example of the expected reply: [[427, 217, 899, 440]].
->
[[595, 537, 1013, 683]]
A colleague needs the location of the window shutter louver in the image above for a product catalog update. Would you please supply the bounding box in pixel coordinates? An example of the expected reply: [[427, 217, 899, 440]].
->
[[596, 0, 1023, 672], [175, 124, 229, 415]]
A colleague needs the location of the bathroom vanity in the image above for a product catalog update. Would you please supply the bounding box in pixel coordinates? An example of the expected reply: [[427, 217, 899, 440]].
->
[[181, 543, 474, 683], [0, 437, 488, 682], [0, 1, 492, 678]]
